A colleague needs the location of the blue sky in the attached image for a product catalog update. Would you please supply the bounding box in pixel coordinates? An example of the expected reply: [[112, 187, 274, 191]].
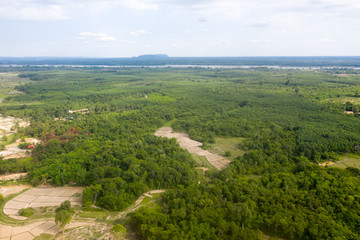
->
[[0, 0, 359, 57]]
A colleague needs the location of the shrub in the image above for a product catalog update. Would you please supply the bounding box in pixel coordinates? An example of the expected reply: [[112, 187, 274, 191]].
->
[[19, 207, 35, 217], [112, 223, 127, 235]]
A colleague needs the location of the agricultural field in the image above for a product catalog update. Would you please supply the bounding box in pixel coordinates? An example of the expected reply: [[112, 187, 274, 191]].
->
[[1, 66, 360, 239]]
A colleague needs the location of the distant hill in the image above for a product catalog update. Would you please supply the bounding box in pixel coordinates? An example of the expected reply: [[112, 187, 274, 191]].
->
[[136, 54, 169, 59], [0, 56, 360, 67]]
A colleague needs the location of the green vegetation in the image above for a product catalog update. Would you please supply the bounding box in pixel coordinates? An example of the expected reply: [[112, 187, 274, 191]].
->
[[207, 137, 245, 160], [79, 207, 107, 219], [18, 207, 35, 217], [55, 201, 73, 233], [33, 233, 53, 240], [2, 66, 360, 239], [112, 223, 127, 235]]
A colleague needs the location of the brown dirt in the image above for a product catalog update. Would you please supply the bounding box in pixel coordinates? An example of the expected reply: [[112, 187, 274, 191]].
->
[[0, 173, 27, 182], [0, 184, 31, 197], [0, 138, 40, 160], [155, 127, 230, 170], [0, 115, 30, 138], [68, 108, 89, 114]]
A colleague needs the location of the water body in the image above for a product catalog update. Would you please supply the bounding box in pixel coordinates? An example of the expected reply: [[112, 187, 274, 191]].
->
[[1, 64, 360, 70]]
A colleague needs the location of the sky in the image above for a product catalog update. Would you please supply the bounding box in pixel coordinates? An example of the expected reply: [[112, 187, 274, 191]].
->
[[0, 0, 359, 57]]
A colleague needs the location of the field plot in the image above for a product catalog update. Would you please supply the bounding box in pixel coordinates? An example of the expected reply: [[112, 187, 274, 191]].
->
[[0, 220, 94, 240], [3, 187, 83, 220], [155, 127, 230, 170]]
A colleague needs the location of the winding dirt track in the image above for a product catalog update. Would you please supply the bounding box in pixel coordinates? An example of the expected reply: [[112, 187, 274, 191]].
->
[[154, 127, 230, 170]]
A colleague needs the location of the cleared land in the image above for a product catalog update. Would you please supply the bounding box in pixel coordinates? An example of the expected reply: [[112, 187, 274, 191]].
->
[[0, 184, 31, 198], [207, 137, 245, 161], [0, 220, 94, 240], [3, 187, 83, 220], [0, 138, 40, 160], [0, 115, 30, 138], [154, 127, 230, 170]]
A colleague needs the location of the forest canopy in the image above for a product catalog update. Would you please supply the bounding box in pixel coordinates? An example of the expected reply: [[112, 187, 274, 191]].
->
[[1, 66, 360, 239]]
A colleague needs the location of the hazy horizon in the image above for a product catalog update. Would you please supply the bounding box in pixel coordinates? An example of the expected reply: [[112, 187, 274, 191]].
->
[[1, 0, 360, 57]]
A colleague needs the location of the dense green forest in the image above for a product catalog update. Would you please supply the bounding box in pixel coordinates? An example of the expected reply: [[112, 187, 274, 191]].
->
[[1, 67, 360, 239]]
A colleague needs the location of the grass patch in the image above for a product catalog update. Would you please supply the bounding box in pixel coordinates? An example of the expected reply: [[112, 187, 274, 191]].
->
[[33, 233, 53, 240], [207, 137, 246, 160], [163, 118, 177, 127], [330, 154, 360, 169], [79, 207, 107, 219], [192, 155, 216, 170], [19, 207, 35, 217], [140, 196, 152, 205]]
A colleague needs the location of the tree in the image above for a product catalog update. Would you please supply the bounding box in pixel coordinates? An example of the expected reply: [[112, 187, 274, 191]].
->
[[55, 210, 72, 233], [55, 201, 73, 233], [234, 203, 252, 230]]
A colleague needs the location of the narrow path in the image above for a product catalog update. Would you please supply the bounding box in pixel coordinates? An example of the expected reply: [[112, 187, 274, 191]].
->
[[155, 127, 230, 170], [113, 190, 166, 219]]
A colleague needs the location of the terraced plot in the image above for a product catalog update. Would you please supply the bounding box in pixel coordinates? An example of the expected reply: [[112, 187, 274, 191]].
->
[[3, 187, 83, 220]]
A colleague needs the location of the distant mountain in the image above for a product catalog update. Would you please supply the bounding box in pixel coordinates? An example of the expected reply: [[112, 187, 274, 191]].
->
[[1, 56, 360, 67], [136, 54, 169, 59]]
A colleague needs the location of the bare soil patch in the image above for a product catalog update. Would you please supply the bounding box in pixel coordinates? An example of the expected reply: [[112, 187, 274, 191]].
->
[[0, 173, 27, 182], [0, 184, 31, 197], [154, 127, 230, 170], [69, 108, 89, 114], [0, 115, 30, 138], [0, 138, 40, 160]]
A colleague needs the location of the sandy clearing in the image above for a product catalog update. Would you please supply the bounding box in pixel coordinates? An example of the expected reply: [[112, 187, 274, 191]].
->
[[69, 108, 89, 114], [0, 138, 40, 160], [155, 127, 230, 170], [0, 115, 30, 138], [0, 173, 27, 181], [0, 184, 31, 197], [3, 187, 83, 220]]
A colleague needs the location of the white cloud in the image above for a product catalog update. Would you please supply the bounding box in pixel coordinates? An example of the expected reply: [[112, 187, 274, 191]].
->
[[214, 39, 232, 46], [0, 0, 69, 20], [78, 32, 116, 41], [319, 38, 335, 42], [131, 30, 151, 37], [120, 0, 158, 10]]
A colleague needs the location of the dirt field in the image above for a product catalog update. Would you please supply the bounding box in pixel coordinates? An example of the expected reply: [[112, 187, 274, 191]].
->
[[154, 127, 230, 170], [3, 187, 83, 220], [0, 220, 95, 240], [0, 115, 30, 138], [0, 138, 40, 160], [0, 184, 31, 198]]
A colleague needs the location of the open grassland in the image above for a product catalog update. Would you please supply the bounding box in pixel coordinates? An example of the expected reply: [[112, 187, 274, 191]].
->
[[207, 137, 246, 161]]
